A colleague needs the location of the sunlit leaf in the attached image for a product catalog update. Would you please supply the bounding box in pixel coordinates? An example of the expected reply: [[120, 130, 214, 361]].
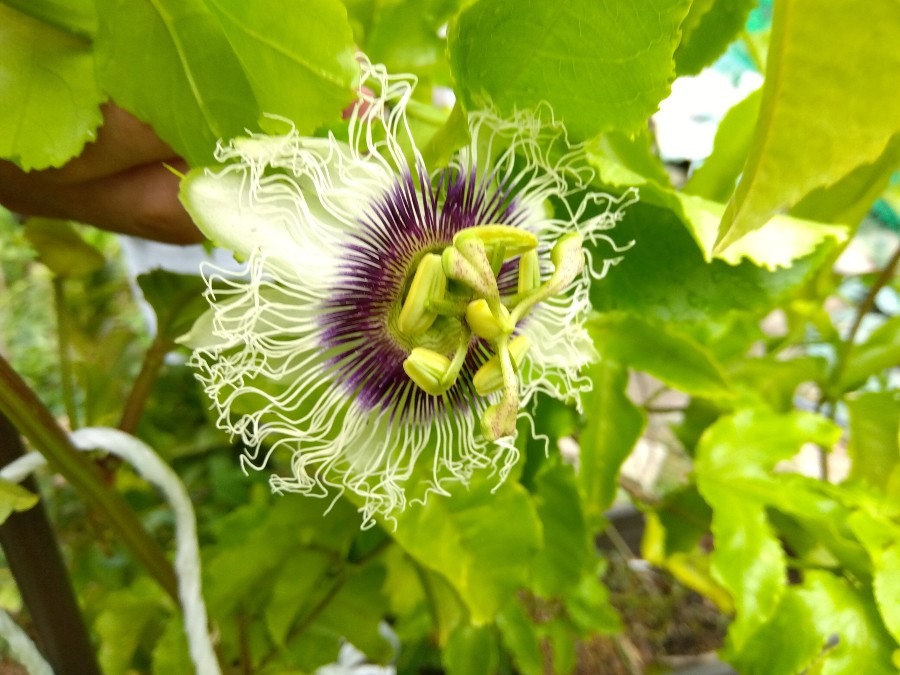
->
[[203, 0, 358, 135], [95, 579, 170, 674], [0, 479, 38, 525], [448, 0, 692, 139], [695, 410, 842, 651], [94, 0, 260, 165], [846, 391, 900, 490], [674, 0, 757, 76], [578, 359, 645, 526], [731, 572, 897, 675], [715, 0, 900, 251], [391, 478, 541, 623], [0, 4, 103, 169]]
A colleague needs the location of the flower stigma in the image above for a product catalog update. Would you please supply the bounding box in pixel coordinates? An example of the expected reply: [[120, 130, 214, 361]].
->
[[179, 55, 638, 526]]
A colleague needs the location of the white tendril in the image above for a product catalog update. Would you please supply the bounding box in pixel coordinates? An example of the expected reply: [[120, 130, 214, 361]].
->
[[0, 428, 220, 675]]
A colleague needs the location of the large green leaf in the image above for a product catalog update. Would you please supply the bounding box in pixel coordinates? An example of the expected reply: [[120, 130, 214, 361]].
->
[[391, 478, 542, 624], [846, 391, 900, 491], [203, 0, 358, 135], [137, 270, 208, 344], [448, 0, 692, 139], [530, 463, 589, 597], [94, 0, 260, 166], [695, 410, 841, 651], [588, 313, 732, 398], [732, 572, 897, 675], [674, 0, 757, 76], [588, 202, 832, 325], [22, 219, 105, 278], [0, 3, 103, 169], [443, 625, 498, 675], [716, 0, 900, 251], [578, 359, 645, 526], [2, 0, 97, 38]]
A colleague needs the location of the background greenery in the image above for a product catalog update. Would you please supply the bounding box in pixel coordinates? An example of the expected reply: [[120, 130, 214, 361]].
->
[[1, 0, 899, 673]]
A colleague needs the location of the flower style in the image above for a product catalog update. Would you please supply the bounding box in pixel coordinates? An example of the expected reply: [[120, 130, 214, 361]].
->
[[180, 57, 637, 526]]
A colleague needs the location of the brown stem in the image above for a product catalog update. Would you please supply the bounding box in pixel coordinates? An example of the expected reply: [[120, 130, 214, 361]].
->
[[119, 334, 171, 434], [0, 353, 178, 600], [0, 412, 101, 675]]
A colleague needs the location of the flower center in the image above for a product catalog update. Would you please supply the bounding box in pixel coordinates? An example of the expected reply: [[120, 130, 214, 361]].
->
[[395, 224, 584, 440]]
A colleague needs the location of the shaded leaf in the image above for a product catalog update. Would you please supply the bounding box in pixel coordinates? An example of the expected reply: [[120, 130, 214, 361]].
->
[[674, 0, 757, 76], [444, 625, 498, 675], [448, 0, 692, 139], [23, 219, 106, 277], [530, 463, 589, 597], [588, 313, 732, 398], [578, 359, 645, 526], [837, 317, 900, 394], [716, 0, 900, 250], [3, 0, 97, 39], [0, 4, 103, 169], [137, 270, 208, 343], [496, 598, 543, 675]]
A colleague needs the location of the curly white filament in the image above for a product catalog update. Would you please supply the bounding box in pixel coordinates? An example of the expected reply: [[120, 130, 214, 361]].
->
[[0, 427, 220, 675]]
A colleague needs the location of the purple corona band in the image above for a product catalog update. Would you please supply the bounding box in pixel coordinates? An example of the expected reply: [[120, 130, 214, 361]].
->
[[319, 167, 526, 418]]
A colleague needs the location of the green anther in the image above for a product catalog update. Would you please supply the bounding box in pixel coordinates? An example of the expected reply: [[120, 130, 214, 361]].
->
[[509, 233, 584, 324], [442, 246, 495, 298], [473, 335, 530, 396], [548, 232, 584, 291], [454, 225, 538, 258], [403, 348, 452, 396], [398, 253, 447, 337], [465, 299, 513, 341], [517, 249, 541, 295]]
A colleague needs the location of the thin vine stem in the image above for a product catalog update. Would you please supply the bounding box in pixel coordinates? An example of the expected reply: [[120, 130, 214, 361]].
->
[[52, 277, 79, 429], [0, 353, 178, 600], [119, 333, 170, 433]]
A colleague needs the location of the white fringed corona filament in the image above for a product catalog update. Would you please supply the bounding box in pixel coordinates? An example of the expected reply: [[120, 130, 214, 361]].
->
[[180, 55, 638, 526]]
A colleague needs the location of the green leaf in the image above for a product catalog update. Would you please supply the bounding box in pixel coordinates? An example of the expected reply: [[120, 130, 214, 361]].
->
[[0, 3, 103, 169], [578, 359, 645, 526], [588, 313, 732, 398], [530, 463, 589, 597], [23, 219, 105, 278], [448, 0, 692, 139], [95, 578, 170, 674], [203, 0, 358, 135], [2, 0, 96, 38], [137, 270, 208, 344], [350, 0, 458, 83], [732, 572, 897, 675], [716, 0, 900, 251], [695, 410, 842, 651], [496, 599, 543, 675], [674, 0, 757, 76], [846, 391, 900, 490], [838, 317, 900, 393], [588, 201, 832, 325], [94, 0, 260, 166], [677, 192, 847, 270], [563, 570, 620, 635], [0, 479, 38, 525], [874, 544, 900, 647], [391, 478, 542, 624], [684, 88, 762, 203], [444, 625, 498, 675]]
